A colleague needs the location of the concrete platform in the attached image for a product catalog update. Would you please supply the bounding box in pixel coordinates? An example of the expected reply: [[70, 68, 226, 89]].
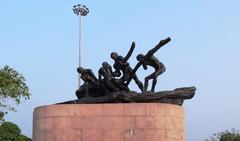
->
[[32, 103, 184, 141]]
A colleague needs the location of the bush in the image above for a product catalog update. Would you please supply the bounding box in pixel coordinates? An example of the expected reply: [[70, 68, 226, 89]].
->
[[205, 129, 240, 141], [0, 121, 31, 141]]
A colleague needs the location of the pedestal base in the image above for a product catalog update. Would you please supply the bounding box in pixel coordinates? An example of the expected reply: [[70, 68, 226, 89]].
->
[[33, 103, 184, 141]]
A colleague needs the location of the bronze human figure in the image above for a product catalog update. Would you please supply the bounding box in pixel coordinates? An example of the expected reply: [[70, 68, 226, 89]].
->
[[77, 67, 98, 84], [135, 37, 171, 92], [111, 42, 143, 91], [98, 62, 119, 92], [76, 67, 99, 97]]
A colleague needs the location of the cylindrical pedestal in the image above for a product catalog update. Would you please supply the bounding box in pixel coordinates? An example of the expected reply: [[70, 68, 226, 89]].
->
[[33, 103, 184, 141]]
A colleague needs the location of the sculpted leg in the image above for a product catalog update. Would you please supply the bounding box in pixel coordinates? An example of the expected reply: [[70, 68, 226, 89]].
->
[[151, 77, 157, 92], [144, 77, 149, 92], [144, 73, 155, 92]]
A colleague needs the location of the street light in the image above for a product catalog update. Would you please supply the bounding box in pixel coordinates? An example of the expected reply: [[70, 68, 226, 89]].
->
[[72, 4, 89, 89]]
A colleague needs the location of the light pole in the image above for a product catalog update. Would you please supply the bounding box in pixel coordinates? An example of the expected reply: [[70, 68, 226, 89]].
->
[[72, 4, 89, 89]]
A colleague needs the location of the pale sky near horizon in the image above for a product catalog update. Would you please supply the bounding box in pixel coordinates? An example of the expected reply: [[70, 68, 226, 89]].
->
[[1, 1, 240, 140]]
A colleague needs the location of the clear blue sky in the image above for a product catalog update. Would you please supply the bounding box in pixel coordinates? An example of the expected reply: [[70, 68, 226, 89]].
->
[[1, 1, 240, 140]]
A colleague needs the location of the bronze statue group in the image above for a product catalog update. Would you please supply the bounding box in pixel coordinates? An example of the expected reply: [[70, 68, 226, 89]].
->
[[76, 37, 171, 98]]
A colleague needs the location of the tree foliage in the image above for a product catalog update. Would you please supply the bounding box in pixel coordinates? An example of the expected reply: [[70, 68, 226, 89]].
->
[[0, 121, 31, 141], [205, 129, 240, 141], [0, 65, 30, 121]]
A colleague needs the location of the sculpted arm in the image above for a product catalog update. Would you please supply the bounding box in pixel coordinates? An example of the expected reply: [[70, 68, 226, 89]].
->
[[113, 69, 121, 77], [98, 69, 103, 80], [88, 70, 98, 81], [145, 37, 171, 57], [124, 42, 135, 61]]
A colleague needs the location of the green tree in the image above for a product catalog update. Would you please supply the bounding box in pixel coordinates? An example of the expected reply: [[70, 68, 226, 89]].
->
[[0, 65, 30, 121], [205, 129, 240, 141], [0, 121, 31, 141]]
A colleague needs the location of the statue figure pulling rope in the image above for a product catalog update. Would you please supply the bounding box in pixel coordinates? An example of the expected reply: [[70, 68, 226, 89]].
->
[[110, 42, 144, 92], [126, 37, 171, 92]]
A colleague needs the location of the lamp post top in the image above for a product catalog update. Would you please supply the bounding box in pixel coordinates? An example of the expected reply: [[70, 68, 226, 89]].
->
[[73, 4, 89, 16]]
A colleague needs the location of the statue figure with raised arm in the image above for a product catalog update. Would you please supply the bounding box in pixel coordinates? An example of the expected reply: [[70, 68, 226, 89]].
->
[[135, 37, 171, 92], [110, 42, 143, 92]]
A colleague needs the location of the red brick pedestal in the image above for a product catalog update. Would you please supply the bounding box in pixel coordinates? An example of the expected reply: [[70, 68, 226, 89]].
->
[[32, 103, 184, 141]]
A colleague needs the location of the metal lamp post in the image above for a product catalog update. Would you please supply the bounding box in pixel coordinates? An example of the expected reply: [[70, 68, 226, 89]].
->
[[72, 4, 89, 89]]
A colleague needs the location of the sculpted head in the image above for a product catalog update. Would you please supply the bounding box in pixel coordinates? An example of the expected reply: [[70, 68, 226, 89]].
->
[[77, 67, 84, 73], [102, 62, 111, 68], [136, 54, 144, 62], [111, 52, 118, 60]]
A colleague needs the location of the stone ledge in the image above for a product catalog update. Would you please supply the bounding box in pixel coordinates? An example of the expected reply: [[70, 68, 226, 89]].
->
[[33, 103, 185, 141]]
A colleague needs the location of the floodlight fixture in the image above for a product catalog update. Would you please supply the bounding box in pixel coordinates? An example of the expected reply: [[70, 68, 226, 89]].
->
[[72, 4, 89, 16]]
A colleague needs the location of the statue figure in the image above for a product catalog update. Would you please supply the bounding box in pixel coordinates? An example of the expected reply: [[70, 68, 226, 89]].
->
[[76, 67, 99, 97], [98, 62, 119, 92], [77, 67, 98, 85], [111, 42, 144, 91], [98, 62, 129, 92], [135, 37, 171, 92]]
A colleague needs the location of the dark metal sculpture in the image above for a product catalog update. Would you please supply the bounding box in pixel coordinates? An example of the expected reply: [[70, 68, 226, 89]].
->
[[134, 37, 170, 92], [76, 67, 101, 98], [72, 37, 196, 105], [110, 42, 144, 91]]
